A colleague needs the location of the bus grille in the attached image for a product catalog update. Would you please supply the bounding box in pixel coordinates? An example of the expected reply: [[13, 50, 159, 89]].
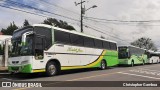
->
[[11, 67, 19, 71]]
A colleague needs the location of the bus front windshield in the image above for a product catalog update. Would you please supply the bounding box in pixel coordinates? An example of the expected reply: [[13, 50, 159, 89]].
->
[[11, 35, 33, 57], [10, 27, 34, 57], [118, 47, 129, 59]]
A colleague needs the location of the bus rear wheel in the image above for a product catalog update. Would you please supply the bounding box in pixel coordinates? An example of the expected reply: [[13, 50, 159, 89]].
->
[[46, 62, 58, 76], [100, 60, 107, 70], [131, 61, 134, 67], [142, 60, 145, 65], [157, 60, 159, 64]]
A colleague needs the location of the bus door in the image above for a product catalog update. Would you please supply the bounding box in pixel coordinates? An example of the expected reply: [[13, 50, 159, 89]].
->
[[0, 42, 4, 66], [33, 35, 46, 69]]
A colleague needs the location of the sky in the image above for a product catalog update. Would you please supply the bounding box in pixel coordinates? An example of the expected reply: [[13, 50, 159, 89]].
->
[[0, 0, 160, 50]]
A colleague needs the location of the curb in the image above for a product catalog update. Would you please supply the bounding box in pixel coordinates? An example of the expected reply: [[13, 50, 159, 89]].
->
[[0, 67, 8, 73], [0, 70, 8, 73]]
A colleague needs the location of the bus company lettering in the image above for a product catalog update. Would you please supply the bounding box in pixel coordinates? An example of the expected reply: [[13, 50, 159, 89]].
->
[[67, 47, 83, 53]]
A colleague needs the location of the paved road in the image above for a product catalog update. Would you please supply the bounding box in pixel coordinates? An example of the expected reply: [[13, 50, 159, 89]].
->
[[0, 63, 160, 90]]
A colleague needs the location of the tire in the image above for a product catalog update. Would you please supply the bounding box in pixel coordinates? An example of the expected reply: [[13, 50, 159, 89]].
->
[[100, 60, 107, 70], [131, 61, 134, 67], [10, 72, 15, 75], [45, 61, 59, 76]]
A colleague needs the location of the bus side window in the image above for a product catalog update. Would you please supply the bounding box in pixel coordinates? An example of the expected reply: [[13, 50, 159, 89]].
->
[[35, 36, 45, 60]]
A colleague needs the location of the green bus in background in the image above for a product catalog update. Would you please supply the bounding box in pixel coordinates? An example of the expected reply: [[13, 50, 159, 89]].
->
[[118, 45, 148, 66]]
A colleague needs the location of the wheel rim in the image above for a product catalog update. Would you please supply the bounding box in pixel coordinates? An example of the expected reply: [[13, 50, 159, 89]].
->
[[49, 65, 56, 75], [101, 61, 106, 69], [131, 62, 134, 67]]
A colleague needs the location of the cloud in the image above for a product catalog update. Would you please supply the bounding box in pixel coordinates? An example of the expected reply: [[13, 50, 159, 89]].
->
[[0, 0, 160, 49], [0, 6, 46, 28]]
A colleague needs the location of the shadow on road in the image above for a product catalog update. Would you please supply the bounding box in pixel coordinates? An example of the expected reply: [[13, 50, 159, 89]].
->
[[0, 67, 116, 80], [0, 63, 155, 80]]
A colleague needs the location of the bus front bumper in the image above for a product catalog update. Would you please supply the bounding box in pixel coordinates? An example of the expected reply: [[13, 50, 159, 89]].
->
[[8, 64, 32, 73], [119, 59, 130, 65]]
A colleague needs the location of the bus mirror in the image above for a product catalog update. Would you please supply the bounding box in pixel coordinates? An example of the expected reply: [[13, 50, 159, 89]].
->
[[22, 34, 26, 45], [22, 31, 34, 46]]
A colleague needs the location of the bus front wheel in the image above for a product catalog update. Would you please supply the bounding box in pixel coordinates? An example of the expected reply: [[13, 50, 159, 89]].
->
[[46, 61, 58, 76]]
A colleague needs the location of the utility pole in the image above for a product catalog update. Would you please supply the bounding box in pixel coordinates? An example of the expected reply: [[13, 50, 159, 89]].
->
[[75, 0, 86, 32], [80, 0, 83, 33], [75, 1, 97, 32]]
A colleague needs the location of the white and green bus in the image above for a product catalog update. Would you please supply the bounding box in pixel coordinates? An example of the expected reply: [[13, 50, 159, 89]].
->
[[8, 24, 118, 76], [146, 51, 160, 64], [118, 45, 148, 66]]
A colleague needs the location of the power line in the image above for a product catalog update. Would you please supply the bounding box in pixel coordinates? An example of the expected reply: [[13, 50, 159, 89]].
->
[[1, 0, 81, 28], [27, 0, 81, 25], [37, 0, 80, 16], [0, 4, 80, 28], [1, 0, 159, 48], [84, 16, 160, 26], [0, 4, 47, 17], [83, 22, 115, 34], [83, 20, 130, 36], [83, 23, 130, 44], [0, 2, 124, 41], [0, 1, 130, 44], [4, 0, 80, 22], [85, 25, 130, 44], [84, 16, 160, 23]]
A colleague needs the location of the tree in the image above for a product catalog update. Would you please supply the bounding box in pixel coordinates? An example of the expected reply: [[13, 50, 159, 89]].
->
[[1, 22, 18, 35], [43, 18, 75, 30], [23, 19, 30, 26], [131, 37, 157, 51]]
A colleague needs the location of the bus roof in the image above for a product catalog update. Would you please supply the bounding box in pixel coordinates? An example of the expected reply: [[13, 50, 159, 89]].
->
[[118, 45, 146, 50], [32, 24, 117, 43]]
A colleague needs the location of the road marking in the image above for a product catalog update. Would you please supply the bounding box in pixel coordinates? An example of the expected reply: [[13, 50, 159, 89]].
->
[[140, 64, 160, 69], [118, 72, 160, 80], [139, 68, 160, 73], [13, 88, 31, 90], [12, 64, 160, 90], [2, 78, 12, 80], [66, 72, 117, 81], [12, 71, 120, 90], [129, 68, 160, 77]]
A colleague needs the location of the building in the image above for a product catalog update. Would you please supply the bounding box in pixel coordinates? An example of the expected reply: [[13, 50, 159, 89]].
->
[[0, 35, 12, 67]]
